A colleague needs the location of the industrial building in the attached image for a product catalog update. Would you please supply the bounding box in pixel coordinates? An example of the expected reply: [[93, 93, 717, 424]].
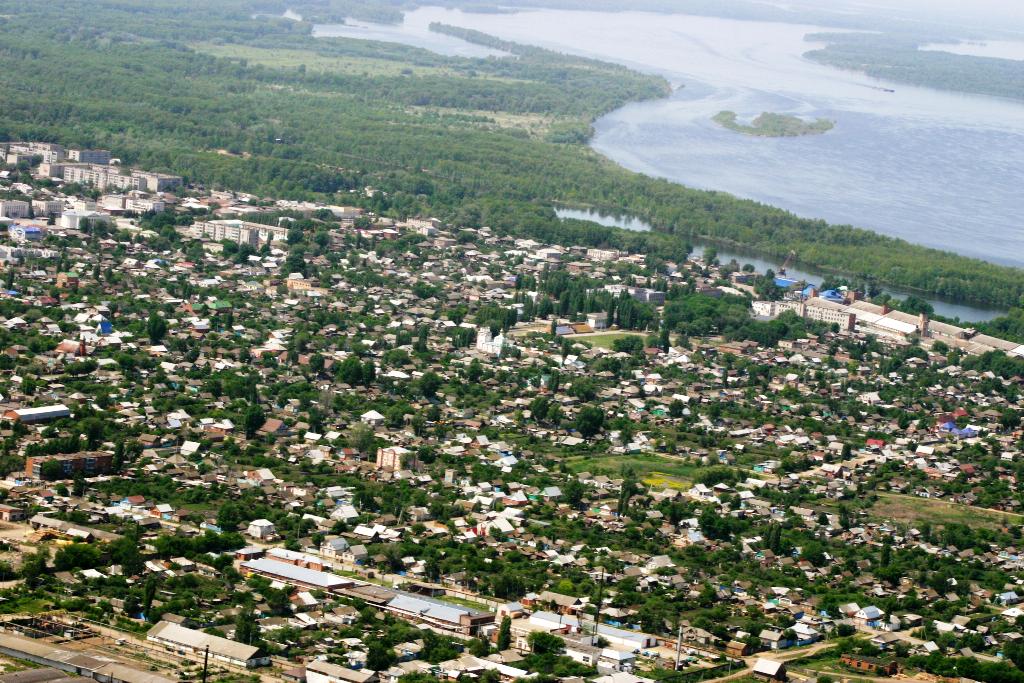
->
[[146, 621, 270, 668], [240, 557, 353, 592], [4, 404, 71, 423], [0, 632, 175, 683]]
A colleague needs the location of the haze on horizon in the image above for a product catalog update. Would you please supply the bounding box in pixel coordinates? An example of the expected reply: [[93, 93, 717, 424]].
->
[[772, 0, 1024, 35]]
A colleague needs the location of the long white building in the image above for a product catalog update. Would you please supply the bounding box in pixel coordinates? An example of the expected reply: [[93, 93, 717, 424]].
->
[[193, 219, 290, 246]]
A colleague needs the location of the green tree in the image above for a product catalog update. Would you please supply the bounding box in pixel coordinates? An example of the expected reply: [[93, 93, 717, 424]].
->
[[575, 405, 605, 438], [39, 459, 64, 481], [54, 543, 101, 571], [528, 631, 565, 655], [497, 616, 512, 651], [366, 641, 396, 671], [347, 422, 376, 456], [142, 576, 158, 616], [20, 548, 49, 585], [419, 371, 442, 398], [147, 312, 167, 344], [234, 607, 260, 646], [244, 405, 266, 439]]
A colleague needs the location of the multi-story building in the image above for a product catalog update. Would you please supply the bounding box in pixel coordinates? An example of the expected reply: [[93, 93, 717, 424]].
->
[[37, 162, 67, 178], [59, 210, 111, 231], [61, 164, 182, 193], [132, 170, 182, 193], [68, 148, 112, 164], [194, 219, 290, 246], [0, 200, 31, 219], [24, 452, 114, 478], [31, 199, 64, 217], [5, 142, 65, 164], [125, 197, 165, 213], [62, 164, 135, 191]]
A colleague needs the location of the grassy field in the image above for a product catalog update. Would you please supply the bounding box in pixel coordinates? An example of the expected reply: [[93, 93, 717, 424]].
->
[[565, 453, 700, 488], [573, 331, 648, 350], [439, 594, 492, 612], [0, 595, 52, 615], [405, 106, 560, 137], [191, 43, 451, 78], [870, 492, 1023, 531]]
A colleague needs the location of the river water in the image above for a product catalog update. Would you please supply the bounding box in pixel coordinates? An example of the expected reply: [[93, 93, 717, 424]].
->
[[307, 8, 1022, 319], [318, 8, 1024, 271], [312, 13, 508, 58]]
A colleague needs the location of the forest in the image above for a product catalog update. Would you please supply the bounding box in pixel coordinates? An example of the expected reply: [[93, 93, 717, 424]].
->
[[805, 32, 1024, 101], [2, 0, 1024, 307]]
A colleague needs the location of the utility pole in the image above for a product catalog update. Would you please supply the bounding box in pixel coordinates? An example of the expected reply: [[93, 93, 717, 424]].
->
[[201, 644, 210, 683], [592, 566, 605, 638], [674, 622, 683, 671]]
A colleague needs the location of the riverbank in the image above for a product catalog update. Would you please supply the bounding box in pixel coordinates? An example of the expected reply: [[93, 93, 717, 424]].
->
[[555, 207, 1005, 322]]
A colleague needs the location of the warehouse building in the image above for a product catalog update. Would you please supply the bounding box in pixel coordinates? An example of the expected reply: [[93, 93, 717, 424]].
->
[[0, 632, 175, 683], [146, 621, 269, 668], [4, 404, 72, 423], [240, 557, 353, 592]]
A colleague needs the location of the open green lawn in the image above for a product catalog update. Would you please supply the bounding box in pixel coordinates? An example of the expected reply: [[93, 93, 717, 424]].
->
[[870, 492, 1023, 531], [191, 43, 450, 78], [565, 453, 700, 488], [573, 331, 648, 349], [0, 596, 52, 615], [439, 594, 492, 612]]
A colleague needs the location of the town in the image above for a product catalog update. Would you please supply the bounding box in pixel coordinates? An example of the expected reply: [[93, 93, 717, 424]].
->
[[1, 141, 1024, 683]]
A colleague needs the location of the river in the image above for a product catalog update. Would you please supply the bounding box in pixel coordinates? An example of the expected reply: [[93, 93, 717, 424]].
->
[[312, 8, 1024, 272], [556, 208, 1003, 321]]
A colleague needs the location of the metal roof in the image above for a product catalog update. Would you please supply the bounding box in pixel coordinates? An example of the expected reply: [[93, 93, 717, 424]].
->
[[147, 621, 262, 663], [242, 558, 349, 589]]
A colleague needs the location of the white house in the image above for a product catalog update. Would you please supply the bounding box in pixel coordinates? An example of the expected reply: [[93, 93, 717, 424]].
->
[[246, 518, 276, 540]]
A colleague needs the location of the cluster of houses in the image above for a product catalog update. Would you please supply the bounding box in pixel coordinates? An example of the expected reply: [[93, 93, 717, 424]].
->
[[4, 143, 1024, 683]]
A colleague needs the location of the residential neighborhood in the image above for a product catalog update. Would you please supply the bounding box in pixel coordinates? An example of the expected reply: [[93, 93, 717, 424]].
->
[[2, 142, 1024, 683]]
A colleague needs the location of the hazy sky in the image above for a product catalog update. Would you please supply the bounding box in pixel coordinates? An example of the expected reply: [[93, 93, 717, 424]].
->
[[820, 0, 1024, 34]]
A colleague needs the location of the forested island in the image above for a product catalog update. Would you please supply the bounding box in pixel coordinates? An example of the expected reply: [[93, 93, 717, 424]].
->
[[713, 110, 834, 137], [0, 0, 1022, 307], [805, 32, 1024, 101]]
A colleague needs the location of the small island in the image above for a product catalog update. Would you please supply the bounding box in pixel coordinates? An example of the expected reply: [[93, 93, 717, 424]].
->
[[713, 110, 834, 137]]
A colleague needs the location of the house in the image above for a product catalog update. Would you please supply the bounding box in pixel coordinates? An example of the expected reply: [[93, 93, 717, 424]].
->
[[343, 544, 368, 565], [854, 606, 885, 628], [258, 418, 290, 436], [246, 519, 277, 540], [0, 504, 25, 522], [998, 591, 1020, 606], [752, 659, 787, 682], [55, 272, 80, 289], [536, 590, 585, 614], [587, 312, 609, 331], [840, 654, 897, 676], [759, 629, 792, 650], [306, 660, 378, 683], [725, 641, 751, 657], [321, 537, 350, 559], [361, 410, 385, 426]]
